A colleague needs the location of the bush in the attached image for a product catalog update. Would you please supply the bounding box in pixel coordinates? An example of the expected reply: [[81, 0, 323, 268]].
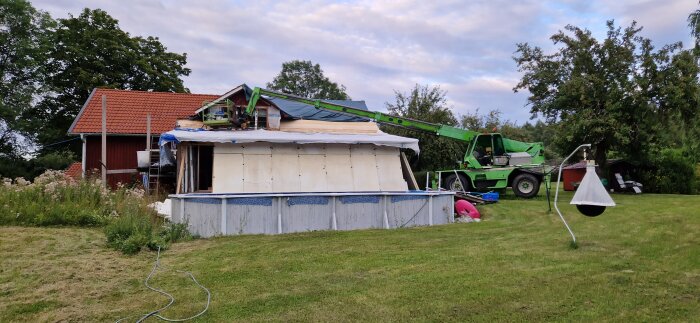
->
[[105, 213, 155, 254], [642, 149, 698, 194], [105, 217, 192, 255]]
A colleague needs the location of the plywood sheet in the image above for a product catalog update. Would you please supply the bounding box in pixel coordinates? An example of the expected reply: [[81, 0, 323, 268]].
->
[[271, 152, 301, 192], [243, 154, 272, 192], [326, 154, 354, 191], [211, 142, 408, 193], [214, 143, 241, 154], [176, 119, 204, 129], [240, 143, 272, 154], [325, 144, 353, 191], [325, 144, 351, 155], [376, 153, 408, 191], [297, 144, 325, 155], [270, 144, 299, 156], [280, 120, 379, 134], [350, 146, 380, 191], [299, 155, 328, 191], [212, 153, 243, 193]]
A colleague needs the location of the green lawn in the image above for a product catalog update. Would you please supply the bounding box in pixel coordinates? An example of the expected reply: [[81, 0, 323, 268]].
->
[[1, 190, 699, 322]]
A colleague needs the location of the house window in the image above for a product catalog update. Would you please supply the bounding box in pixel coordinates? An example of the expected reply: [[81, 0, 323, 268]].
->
[[255, 107, 268, 130]]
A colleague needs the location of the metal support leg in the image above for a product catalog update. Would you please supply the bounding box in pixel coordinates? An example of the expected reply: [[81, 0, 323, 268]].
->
[[383, 196, 390, 229], [331, 196, 338, 230], [221, 198, 227, 235], [277, 198, 283, 234], [428, 195, 433, 226]]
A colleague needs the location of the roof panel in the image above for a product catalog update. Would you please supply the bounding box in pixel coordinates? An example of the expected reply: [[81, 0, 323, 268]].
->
[[69, 88, 218, 135]]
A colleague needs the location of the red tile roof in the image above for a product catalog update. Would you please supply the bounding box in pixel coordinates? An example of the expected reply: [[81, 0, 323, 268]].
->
[[64, 162, 82, 180], [69, 88, 219, 135]]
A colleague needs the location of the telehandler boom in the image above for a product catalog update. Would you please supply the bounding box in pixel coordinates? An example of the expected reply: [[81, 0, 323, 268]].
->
[[216, 87, 548, 197]]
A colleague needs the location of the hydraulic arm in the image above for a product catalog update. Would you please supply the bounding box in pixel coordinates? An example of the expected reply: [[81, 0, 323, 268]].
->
[[240, 87, 547, 197], [246, 87, 480, 142]]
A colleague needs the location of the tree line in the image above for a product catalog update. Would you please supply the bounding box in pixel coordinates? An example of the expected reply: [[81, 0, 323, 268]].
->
[[380, 19, 700, 194], [1, 0, 190, 178], [2, 1, 699, 194]]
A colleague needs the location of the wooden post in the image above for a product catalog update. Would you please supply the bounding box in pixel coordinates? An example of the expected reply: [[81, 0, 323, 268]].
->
[[176, 144, 185, 194], [101, 94, 107, 187], [146, 113, 152, 151]]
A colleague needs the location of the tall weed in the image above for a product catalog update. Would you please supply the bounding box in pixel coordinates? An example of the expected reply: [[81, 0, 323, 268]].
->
[[1, 170, 191, 254]]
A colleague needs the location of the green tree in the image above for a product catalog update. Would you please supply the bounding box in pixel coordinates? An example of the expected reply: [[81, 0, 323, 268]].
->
[[383, 84, 464, 171], [0, 0, 53, 158], [520, 121, 560, 160], [513, 21, 699, 174], [460, 109, 527, 140], [267, 60, 349, 100], [688, 1, 700, 49], [33, 8, 190, 151]]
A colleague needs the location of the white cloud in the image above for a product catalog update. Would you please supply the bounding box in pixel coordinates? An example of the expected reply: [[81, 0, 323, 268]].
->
[[32, 0, 696, 123]]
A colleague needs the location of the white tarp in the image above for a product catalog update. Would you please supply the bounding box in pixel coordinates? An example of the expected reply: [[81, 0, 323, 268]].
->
[[570, 164, 616, 207], [149, 199, 172, 219], [159, 129, 420, 153]]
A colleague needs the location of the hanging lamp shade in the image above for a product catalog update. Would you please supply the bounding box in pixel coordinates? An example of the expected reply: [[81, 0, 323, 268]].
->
[[570, 161, 616, 217]]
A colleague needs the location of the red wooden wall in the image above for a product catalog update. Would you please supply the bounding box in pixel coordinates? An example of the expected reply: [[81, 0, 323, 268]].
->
[[85, 135, 148, 187]]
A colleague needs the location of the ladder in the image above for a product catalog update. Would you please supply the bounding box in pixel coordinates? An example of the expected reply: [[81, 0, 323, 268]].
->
[[147, 136, 160, 196]]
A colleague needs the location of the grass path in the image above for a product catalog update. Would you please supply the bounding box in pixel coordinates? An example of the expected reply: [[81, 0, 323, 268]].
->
[[1, 191, 699, 321]]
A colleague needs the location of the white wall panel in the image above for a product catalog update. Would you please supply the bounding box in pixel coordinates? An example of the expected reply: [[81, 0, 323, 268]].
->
[[212, 142, 406, 193]]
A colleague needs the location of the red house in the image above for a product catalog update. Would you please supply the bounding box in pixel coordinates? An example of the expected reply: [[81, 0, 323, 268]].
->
[[68, 88, 218, 187]]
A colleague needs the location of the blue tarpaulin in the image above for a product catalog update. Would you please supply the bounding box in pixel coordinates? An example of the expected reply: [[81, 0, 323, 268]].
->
[[266, 97, 370, 122], [240, 84, 369, 122]]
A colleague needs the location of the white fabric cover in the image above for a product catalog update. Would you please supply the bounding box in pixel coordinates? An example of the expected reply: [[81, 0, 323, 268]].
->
[[570, 164, 616, 207], [160, 129, 419, 154]]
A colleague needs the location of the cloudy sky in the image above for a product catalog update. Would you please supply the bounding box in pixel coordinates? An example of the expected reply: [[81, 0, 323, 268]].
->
[[34, 0, 696, 123]]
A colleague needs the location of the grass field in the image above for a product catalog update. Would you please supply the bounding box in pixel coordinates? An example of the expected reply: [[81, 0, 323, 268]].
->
[[1, 190, 698, 322]]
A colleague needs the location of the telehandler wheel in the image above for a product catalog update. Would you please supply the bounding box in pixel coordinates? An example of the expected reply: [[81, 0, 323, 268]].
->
[[512, 173, 540, 198], [444, 174, 470, 192]]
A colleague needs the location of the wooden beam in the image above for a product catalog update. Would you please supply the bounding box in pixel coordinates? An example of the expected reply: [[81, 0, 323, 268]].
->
[[176, 143, 185, 194], [101, 95, 107, 187], [146, 113, 151, 151], [279, 120, 379, 134], [400, 152, 419, 190], [106, 169, 138, 174]]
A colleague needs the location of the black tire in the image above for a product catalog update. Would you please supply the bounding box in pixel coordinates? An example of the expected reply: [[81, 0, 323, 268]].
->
[[444, 174, 470, 192], [512, 173, 540, 198]]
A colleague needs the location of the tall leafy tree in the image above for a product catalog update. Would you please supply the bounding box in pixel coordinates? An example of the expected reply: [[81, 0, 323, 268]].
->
[[688, 1, 700, 49], [0, 0, 53, 158], [383, 84, 464, 171], [513, 20, 699, 174], [267, 60, 349, 99], [33, 8, 191, 150]]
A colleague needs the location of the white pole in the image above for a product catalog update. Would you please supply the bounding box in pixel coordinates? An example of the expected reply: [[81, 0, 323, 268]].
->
[[554, 144, 591, 245], [80, 134, 86, 178]]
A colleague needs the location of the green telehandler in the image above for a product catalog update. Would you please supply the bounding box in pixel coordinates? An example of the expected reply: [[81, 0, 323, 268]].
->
[[204, 87, 548, 198]]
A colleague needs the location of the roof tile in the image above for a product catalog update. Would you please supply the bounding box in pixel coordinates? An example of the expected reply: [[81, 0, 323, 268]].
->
[[70, 89, 218, 134]]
